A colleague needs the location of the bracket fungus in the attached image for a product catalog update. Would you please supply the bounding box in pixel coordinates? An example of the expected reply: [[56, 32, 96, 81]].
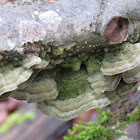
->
[[0, 0, 140, 121], [11, 76, 58, 103]]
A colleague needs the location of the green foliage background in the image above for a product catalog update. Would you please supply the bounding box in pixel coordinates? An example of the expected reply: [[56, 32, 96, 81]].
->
[[64, 107, 140, 140]]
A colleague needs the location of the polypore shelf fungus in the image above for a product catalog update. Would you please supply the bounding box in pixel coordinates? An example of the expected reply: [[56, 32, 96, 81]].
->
[[0, 0, 140, 121]]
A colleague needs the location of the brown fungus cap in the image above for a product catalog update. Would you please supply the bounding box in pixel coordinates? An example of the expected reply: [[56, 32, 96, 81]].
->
[[104, 16, 129, 44]]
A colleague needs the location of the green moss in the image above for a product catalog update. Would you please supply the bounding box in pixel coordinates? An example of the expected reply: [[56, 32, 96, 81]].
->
[[78, 53, 89, 61], [0, 111, 35, 134], [129, 33, 139, 44], [128, 107, 140, 123], [61, 57, 82, 71], [56, 68, 89, 100], [64, 107, 140, 140], [36, 67, 61, 79], [85, 56, 100, 75], [64, 109, 126, 140], [0, 59, 23, 68], [96, 109, 113, 125], [53, 47, 64, 56], [40, 47, 47, 58]]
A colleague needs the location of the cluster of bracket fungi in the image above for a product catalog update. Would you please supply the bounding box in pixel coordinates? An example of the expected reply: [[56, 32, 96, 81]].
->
[[0, 41, 139, 120], [0, 0, 140, 121]]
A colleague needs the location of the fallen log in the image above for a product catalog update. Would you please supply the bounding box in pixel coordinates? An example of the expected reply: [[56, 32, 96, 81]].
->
[[0, 0, 140, 54], [0, 1, 140, 132]]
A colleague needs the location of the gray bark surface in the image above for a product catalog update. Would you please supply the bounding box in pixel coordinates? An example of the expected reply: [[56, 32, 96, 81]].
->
[[0, 0, 139, 55]]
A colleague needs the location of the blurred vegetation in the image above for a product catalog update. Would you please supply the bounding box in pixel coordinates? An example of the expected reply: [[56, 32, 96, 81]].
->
[[64, 107, 140, 140], [0, 111, 36, 134]]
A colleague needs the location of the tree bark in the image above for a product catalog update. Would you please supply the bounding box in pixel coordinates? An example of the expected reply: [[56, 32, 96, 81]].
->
[[0, 0, 140, 55]]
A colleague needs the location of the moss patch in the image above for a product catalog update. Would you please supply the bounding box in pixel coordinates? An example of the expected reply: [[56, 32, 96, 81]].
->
[[56, 68, 89, 100], [60, 57, 82, 71], [64, 109, 126, 140], [85, 56, 100, 75]]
